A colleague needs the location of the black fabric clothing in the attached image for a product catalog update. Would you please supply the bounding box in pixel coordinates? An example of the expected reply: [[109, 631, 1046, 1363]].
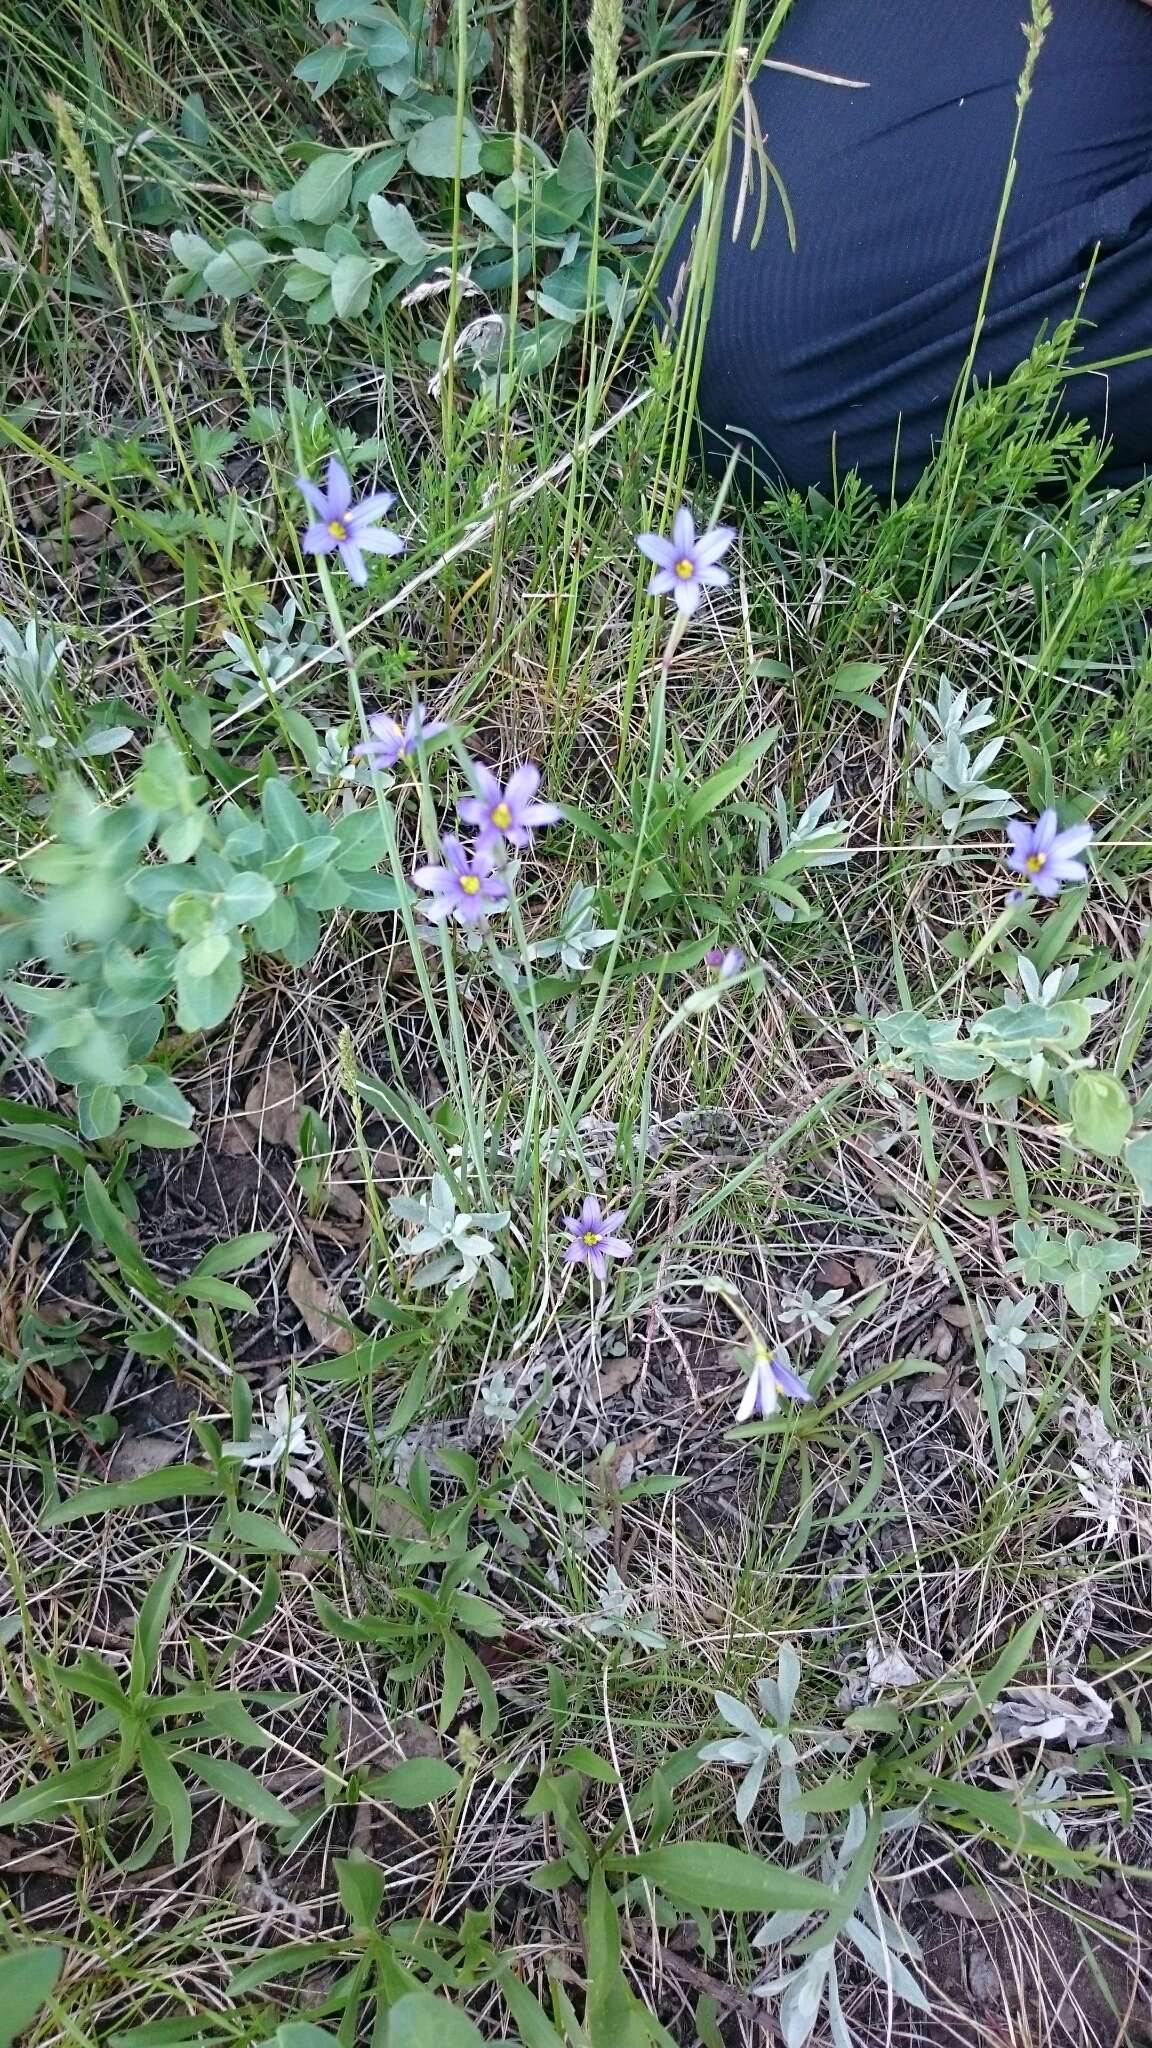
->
[[667, 0, 1152, 496]]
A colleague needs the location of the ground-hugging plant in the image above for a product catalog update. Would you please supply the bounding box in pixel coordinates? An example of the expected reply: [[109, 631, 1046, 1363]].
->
[[909, 672, 1019, 852], [698, 1642, 832, 1839], [389, 1172, 513, 1301], [0, 736, 400, 1138], [752, 1805, 930, 2048], [165, 1, 643, 386]]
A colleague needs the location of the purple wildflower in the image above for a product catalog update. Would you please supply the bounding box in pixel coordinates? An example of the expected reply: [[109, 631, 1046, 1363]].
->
[[412, 834, 509, 925], [636, 505, 736, 617], [735, 1347, 812, 1422], [705, 945, 746, 981], [297, 458, 404, 587], [1005, 810, 1093, 898], [356, 703, 449, 773], [458, 761, 562, 851], [561, 1195, 633, 1282]]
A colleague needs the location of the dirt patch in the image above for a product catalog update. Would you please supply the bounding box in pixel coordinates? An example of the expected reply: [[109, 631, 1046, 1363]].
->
[[916, 1878, 1152, 2047]]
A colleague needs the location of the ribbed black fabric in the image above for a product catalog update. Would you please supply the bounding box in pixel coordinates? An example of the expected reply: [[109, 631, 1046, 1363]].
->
[[664, 0, 1152, 495]]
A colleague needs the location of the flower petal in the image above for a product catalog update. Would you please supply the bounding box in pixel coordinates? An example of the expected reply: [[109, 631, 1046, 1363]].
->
[[771, 1357, 812, 1402], [673, 578, 701, 617], [587, 1248, 607, 1282], [694, 523, 736, 566], [339, 541, 367, 585], [581, 1194, 603, 1229], [522, 800, 562, 827], [367, 711, 404, 741], [699, 565, 730, 590], [354, 526, 405, 556], [505, 763, 541, 813], [468, 761, 503, 809], [437, 834, 470, 875], [647, 568, 677, 596], [325, 457, 353, 516], [303, 521, 339, 553], [1032, 808, 1059, 854], [671, 505, 696, 555], [351, 490, 396, 523], [1005, 819, 1035, 863], [563, 1239, 587, 1264], [412, 862, 453, 890], [458, 795, 489, 829], [356, 738, 400, 770], [636, 531, 676, 567], [1049, 823, 1093, 861], [598, 1236, 632, 1260], [298, 477, 329, 518], [408, 719, 447, 756], [735, 1372, 760, 1423], [1032, 870, 1065, 898]]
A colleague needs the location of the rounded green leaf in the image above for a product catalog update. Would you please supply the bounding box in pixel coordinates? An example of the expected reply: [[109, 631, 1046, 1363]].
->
[[368, 1757, 461, 1807], [220, 871, 277, 924], [288, 151, 356, 224], [175, 950, 242, 1031], [202, 235, 270, 298], [121, 1113, 200, 1150], [182, 931, 231, 978], [294, 45, 349, 95], [41, 1466, 227, 1527], [1125, 1130, 1152, 1201], [385, 1993, 485, 2048], [330, 253, 378, 320], [369, 195, 434, 264], [406, 116, 482, 180], [170, 230, 214, 273], [77, 1083, 122, 1140], [1070, 1071, 1133, 1157]]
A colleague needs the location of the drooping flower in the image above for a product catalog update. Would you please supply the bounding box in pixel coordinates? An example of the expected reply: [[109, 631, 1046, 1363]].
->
[[735, 1347, 812, 1422], [297, 458, 404, 586], [458, 761, 562, 852], [1005, 810, 1093, 898], [356, 702, 449, 772], [561, 1195, 633, 1281], [636, 505, 736, 617], [705, 945, 746, 980], [413, 834, 509, 925]]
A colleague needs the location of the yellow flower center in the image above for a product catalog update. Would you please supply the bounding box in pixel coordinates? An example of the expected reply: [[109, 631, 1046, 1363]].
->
[[460, 874, 481, 896], [582, 1230, 602, 1247], [491, 801, 512, 829], [327, 518, 348, 540], [1024, 852, 1047, 874], [674, 557, 695, 579]]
